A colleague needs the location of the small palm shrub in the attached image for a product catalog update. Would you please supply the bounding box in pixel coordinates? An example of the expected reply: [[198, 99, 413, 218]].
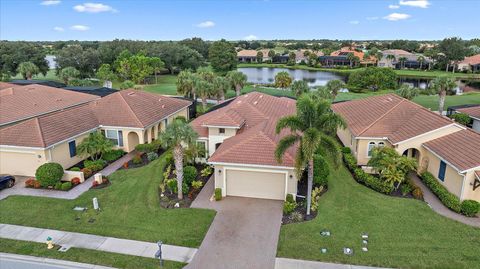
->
[[283, 200, 297, 215], [183, 166, 198, 185], [200, 166, 213, 177], [35, 163, 64, 187], [191, 180, 203, 190], [147, 152, 159, 162], [214, 188, 222, 201]]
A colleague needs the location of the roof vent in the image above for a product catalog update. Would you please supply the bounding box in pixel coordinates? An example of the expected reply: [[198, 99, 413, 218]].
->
[[253, 101, 258, 105], [127, 92, 135, 96], [259, 95, 263, 98], [158, 98, 162, 102], [237, 100, 242, 104], [162, 105, 165, 108]]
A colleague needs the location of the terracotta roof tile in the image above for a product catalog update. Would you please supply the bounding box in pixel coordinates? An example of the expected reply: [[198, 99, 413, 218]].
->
[[332, 94, 454, 144], [0, 84, 98, 126], [475, 171, 480, 179], [423, 129, 480, 172], [459, 54, 480, 65], [0, 82, 16, 90], [457, 105, 480, 120]]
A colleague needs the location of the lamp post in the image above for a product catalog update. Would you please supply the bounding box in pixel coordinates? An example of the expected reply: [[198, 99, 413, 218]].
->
[[154, 240, 163, 267]]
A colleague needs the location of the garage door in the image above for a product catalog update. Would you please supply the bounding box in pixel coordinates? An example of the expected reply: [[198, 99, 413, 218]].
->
[[226, 169, 286, 200], [0, 151, 40, 176]]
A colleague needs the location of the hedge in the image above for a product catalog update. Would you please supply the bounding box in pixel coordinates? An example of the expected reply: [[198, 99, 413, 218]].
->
[[35, 163, 64, 187], [419, 172, 461, 213], [342, 148, 394, 194], [460, 200, 480, 217], [313, 154, 329, 187]]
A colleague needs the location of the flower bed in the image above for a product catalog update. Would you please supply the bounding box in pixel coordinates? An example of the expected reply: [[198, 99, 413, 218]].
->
[[25, 177, 82, 191], [91, 176, 110, 189], [68, 149, 126, 178]]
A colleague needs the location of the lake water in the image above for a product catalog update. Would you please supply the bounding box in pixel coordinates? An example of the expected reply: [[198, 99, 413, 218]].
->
[[238, 67, 479, 94]]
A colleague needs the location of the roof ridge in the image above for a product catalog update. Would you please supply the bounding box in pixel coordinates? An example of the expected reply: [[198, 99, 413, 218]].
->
[[118, 91, 144, 127], [259, 130, 295, 164], [34, 117, 47, 148], [398, 94, 454, 123], [357, 96, 405, 136], [211, 128, 263, 159]]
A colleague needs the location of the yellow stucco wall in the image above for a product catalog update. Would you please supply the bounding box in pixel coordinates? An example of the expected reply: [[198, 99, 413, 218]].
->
[[49, 132, 91, 169], [337, 127, 356, 154], [356, 139, 390, 166], [462, 170, 480, 202], [207, 127, 237, 156], [424, 149, 464, 199], [0, 147, 47, 176]]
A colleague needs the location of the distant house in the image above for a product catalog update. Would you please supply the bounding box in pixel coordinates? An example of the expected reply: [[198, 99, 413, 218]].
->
[[448, 104, 480, 132], [378, 49, 431, 69], [457, 54, 480, 72], [237, 49, 271, 63], [294, 49, 323, 64], [319, 47, 374, 67]]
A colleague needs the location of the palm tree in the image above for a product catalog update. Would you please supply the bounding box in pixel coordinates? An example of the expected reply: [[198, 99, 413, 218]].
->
[[268, 50, 276, 61], [160, 117, 198, 199], [59, 67, 80, 84], [274, 71, 292, 89], [417, 55, 425, 70], [213, 76, 230, 102], [398, 56, 408, 69], [326, 79, 345, 101], [196, 79, 214, 111], [386, 54, 396, 67], [256, 51, 263, 63], [395, 84, 420, 100], [227, 71, 247, 97], [275, 95, 345, 215], [177, 70, 196, 99], [429, 76, 457, 115], [290, 80, 309, 97], [368, 147, 417, 190], [347, 52, 355, 68], [197, 66, 215, 83], [77, 132, 114, 161], [17, 62, 39, 80]]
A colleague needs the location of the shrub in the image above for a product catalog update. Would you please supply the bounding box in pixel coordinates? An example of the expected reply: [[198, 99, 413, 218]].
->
[[164, 152, 174, 166], [400, 183, 413, 196], [420, 172, 461, 213], [147, 152, 159, 162], [120, 80, 135, 90], [310, 186, 324, 212], [135, 143, 159, 153], [183, 166, 197, 185], [313, 155, 329, 187], [33, 181, 41, 188], [25, 178, 36, 188], [35, 162, 64, 187], [450, 113, 472, 126], [412, 188, 423, 199], [103, 149, 124, 162], [71, 177, 81, 186], [182, 181, 189, 195], [166, 179, 177, 194], [343, 152, 393, 194], [341, 147, 351, 154], [214, 188, 222, 201], [163, 165, 172, 180], [54, 182, 62, 190], [84, 159, 106, 172], [283, 200, 297, 215], [123, 162, 129, 169], [291, 211, 304, 222], [191, 180, 203, 190], [132, 155, 143, 165], [460, 200, 480, 217], [81, 168, 93, 178], [61, 182, 72, 191], [70, 167, 81, 172], [286, 193, 295, 203], [200, 166, 213, 177]]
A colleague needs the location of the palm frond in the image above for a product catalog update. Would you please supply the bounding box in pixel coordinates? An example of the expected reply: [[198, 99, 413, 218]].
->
[[318, 133, 342, 167], [275, 116, 304, 134], [275, 134, 300, 163]]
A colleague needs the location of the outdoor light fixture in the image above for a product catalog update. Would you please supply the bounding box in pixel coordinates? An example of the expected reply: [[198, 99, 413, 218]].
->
[[218, 169, 222, 174], [289, 175, 293, 179]]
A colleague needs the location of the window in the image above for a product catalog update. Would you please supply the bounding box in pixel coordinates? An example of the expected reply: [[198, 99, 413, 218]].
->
[[438, 161, 446, 182], [68, 140, 76, 157], [219, 128, 225, 134], [197, 141, 207, 158], [105, 129, 123, 147], [378, 142, 385, 148], [215, 143, 222, 150], [367, 142, 376, 157], [163, 118, 168, 127]]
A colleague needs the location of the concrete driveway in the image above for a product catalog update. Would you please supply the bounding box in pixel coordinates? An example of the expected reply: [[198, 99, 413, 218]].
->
[[188, 178, 284, 269]]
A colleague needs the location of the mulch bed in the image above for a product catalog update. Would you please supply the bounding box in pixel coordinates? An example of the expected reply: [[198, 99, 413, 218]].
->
[[120, 148, 166, 170], [282, 177, 325, 225]]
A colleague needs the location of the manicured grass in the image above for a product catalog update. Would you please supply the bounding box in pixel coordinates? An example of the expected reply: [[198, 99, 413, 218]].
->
[[0, 238, 185, 269], [412, 92, 480, 111], [13, 69, 61, 81], [143, 75, 178, 95], [277, 157, 480, 269], [0, 153, 215, 248]]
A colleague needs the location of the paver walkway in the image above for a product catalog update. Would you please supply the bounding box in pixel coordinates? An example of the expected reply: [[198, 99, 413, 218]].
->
[[0, 253, 116, 269], [0, 152, 135, 201], [410, 173, 480, 227], [187, 178, 284, 269], [275, 258, 391, 269], [0, 224, 196, 263]]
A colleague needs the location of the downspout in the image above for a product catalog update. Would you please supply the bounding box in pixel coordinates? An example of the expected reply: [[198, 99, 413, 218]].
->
[[459, 172, 466, 201]]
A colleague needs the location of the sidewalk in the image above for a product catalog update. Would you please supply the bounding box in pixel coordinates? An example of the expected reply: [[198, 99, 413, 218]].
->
[[275, 258, 391, 269], [0, 252, 116, 269], [0, 152, 135, 201], [410, 173, 480, 227], [0, 224, 196, 263]]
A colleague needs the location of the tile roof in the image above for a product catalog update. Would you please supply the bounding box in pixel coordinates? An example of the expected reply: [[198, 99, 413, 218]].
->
[[0, 82, 16, 90], [381, 49, 413, 56], [0, 84, 99, 126], [459, 54, 480, 65], [237, 50, 258, 57], [0, 104, 99, 148], [92, 90, 191, 128], [457, 105, 480, 120], [423, 129, 480, 172], [475, 171, 480, 179], [192, 92, 297, 167], [332, 94, 455, 144]]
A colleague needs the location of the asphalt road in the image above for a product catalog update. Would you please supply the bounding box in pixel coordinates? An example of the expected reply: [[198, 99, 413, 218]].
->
[[0, 253, 115, 269]]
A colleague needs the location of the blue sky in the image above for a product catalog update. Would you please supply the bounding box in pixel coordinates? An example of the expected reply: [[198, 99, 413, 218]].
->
[[1, 0, 479, 41]]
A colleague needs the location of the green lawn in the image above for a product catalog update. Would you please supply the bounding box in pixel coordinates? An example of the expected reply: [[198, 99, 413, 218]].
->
[[0, 238, 185, 269], [0, 153, 215, 248], [143, 75, 178, 95], [13, 69, 61, 81], [277, 158, 480, 269]]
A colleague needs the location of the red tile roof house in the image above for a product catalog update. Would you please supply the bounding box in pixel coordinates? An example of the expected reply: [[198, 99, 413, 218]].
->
[[191, 92, 299, 200], [332, 94, 479, 202], [456, 105, 480, 132], [457, 54, 480, 72], [0, 84, 191, 177]]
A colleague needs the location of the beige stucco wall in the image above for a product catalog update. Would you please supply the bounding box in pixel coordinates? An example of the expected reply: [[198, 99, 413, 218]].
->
[[207, 127, 237, 157], [212, 164, 297, 200], [462, 170, 480, 202], [424, 149, 464, 199], [356, 139, 391, 166], [0, 147, 47, 176], [337, 127, 356, 154], [49, 132, 91, 169]]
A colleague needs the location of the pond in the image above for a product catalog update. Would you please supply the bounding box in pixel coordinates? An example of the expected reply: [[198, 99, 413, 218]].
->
[[238, 67, 480, 94]]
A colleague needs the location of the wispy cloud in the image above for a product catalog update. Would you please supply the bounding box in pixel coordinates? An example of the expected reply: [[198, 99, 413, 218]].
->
[[196, 20, 215, 28], [366, 16, 379, 20], [74, 3, 117, 13], [53, 26, 64, 32], [40, 0, 60, 6], [244, 34, 258, 41], [384, 13, 411, 21], [349, 20, 360, 25], [70, 25, 90, 31], [388, 4, 400, 9], [399, 0, 430, 8]]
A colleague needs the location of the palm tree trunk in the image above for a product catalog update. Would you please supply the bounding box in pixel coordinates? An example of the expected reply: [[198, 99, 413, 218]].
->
[[221, 92, 225, 101], [174, 145, 184, 199], [438, 90, 446, 115], [306, 159, 314, 216], [235, 85, 241, 97], [202, 97, 207, 111]]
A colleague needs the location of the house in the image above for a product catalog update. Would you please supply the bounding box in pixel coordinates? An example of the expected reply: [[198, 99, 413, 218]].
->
[[457, 54, 480, 72], [191, 92, 298, 201], [450, 104, 480, 132], [237, 49, 271, 63], [0, 86, 191, 177], [332, 94, 479, 202], [378, 49, 431, 69], [294, 49, 323, 64], [320, 47, 375, 67]]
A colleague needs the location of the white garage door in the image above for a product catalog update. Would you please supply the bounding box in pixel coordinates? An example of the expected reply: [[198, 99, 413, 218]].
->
[[226, 169, 286, 200], [0, 151, 40, 176]]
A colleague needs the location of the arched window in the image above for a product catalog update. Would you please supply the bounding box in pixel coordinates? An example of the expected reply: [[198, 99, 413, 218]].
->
[[367, 142, 376, 157], [378, 142, 385, 148]]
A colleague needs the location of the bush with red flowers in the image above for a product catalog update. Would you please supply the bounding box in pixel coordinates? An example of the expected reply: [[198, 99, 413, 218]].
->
[[71, 177, 81, 186], [25, 178, 36, 188]]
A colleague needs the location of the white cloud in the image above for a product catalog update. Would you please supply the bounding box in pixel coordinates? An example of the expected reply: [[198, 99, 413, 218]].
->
[[399, 0, 430, 8], [74, 3, 117, 13], [53, 26, 64, 32], [70, 25, 90, 31], [388, 4, 400, 9], [244, 35, 258, 41], [383, 13, 411, 21], [366, 16, 379, 20], [40, 0, 60, 6], [349, 20, 360, 25], [196, 21, 215, 28]]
